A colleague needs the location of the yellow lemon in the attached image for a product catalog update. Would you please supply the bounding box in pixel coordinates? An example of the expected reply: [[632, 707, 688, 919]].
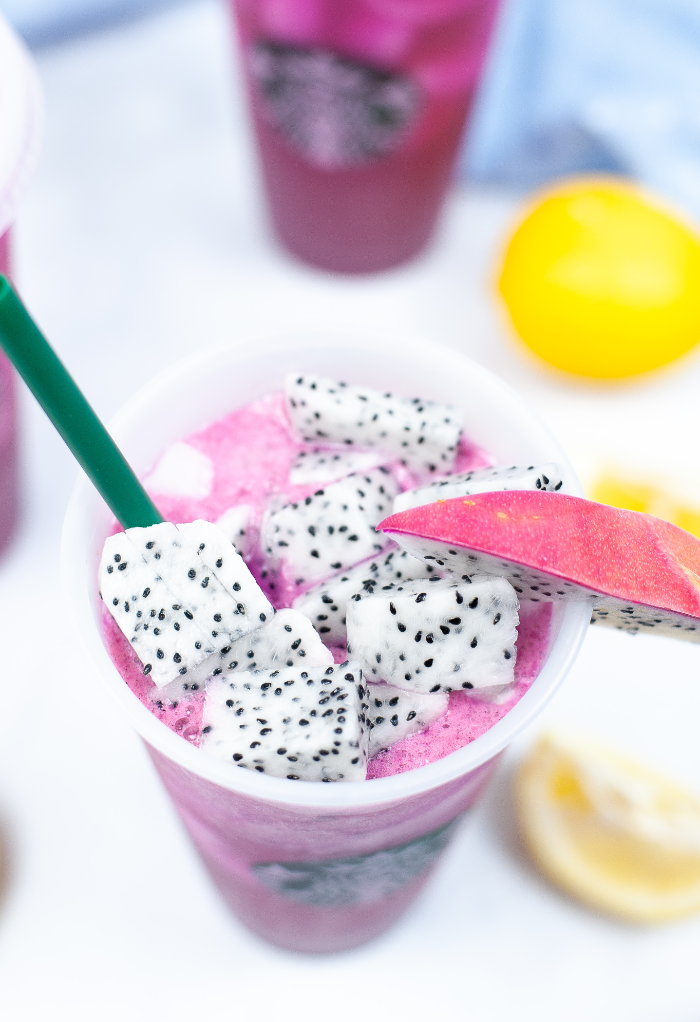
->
[[591, 472, 700, 540], [497, 177, 700, 378], [515, 732, 700, 922]]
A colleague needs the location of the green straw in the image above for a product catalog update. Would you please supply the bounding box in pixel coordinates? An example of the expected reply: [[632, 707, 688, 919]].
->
[[0, 275, 163, 529]]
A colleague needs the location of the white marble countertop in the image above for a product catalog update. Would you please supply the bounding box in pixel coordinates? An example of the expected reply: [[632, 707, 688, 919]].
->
[[1, 2, 700, 1018]]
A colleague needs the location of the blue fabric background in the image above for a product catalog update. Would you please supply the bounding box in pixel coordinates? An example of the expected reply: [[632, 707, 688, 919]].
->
[[463, 0, 700, 224]]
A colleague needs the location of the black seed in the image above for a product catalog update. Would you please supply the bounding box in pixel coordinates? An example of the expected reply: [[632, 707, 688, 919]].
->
[[188, 569, 196, 579], [424, 658, 433, 667], [233, 753, 243, 761]]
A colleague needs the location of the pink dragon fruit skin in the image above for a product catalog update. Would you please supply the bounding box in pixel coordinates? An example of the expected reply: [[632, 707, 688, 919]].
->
[[381, 490, 700, 641]]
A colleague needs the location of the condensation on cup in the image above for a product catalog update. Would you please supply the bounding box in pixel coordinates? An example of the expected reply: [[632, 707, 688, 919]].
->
[[228, 0, 502, 273], [62, 335, 591, 953], [0, 14, 43, 554]]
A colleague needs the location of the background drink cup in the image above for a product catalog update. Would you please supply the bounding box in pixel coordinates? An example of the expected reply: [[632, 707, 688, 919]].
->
[[62, 334, 591, 953], [227, 0, 503, 273], [0, 14, 43, 553]]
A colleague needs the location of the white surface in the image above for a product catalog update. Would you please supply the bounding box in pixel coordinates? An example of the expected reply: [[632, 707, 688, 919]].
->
[[1, 0, 700, 1018]]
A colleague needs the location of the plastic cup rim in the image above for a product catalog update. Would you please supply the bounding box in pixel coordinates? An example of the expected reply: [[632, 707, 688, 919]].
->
[[61, 329, 592, 809]]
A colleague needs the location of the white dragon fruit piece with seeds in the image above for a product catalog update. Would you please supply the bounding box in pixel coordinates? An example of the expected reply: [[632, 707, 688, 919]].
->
[[99, 532, 216, 687], [213, 609, 334, 675], [127, 522, 272, 659], [366, 681, 448, 757], [393, 463, 564, 514], [201, 661, 369, 781], [260, 468, 399, 589], [284, 373, 464, 478], [289, 447, 385, 486], [293, 546, 442, 645], [346, 575, 519, 695], [215, 504, 254, 559]]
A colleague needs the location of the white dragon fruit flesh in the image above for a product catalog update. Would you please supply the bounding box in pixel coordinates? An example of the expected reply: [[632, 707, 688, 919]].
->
[[346, 575, 519, 695], [366, 681, 448, 757], [284, 373, 464, 478], [261, 468, 398, 589], [127, 522, 273, 656], [289, 447, 384, 485], [293, 546, 442, 645], [215, 504, 254, 559], [99, 531, 216, 687], [201, 661, 369, 781], [214, 608, 334, 674], [393, 462, 564, 514]]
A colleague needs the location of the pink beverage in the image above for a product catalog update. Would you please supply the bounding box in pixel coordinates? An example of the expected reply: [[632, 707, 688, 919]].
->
[[63, 337, 591, 952], [228, 0, 502, 272], [0, 15, 43, 554]]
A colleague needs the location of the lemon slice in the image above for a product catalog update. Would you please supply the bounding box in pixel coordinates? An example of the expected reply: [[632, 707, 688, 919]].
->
[[515, 732, 700, 922]]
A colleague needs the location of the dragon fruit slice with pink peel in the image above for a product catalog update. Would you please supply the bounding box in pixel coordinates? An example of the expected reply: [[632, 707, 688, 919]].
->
[[289, 447, 385, 486], [260, 467, 399, 590], [284, 373, 464, 478], [215, 504, 254, 559], [200, 661, 369, 781], [99, 532, 216, 688], [393, 462, 564, 514], [346, 575, 519, 695], [366, 681, 448, 757], [293, 545, 441, 645], [380, 490, 700, 641]]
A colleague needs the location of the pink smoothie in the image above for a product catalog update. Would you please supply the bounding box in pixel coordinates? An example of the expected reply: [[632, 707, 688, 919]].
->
[[102, 390, 553, 779], [228, 0, 502, 271]]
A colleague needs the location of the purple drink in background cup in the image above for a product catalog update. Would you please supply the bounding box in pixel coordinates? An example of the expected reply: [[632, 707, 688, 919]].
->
[[62, 335, 591, 953], [0, 15, 43, 553], [228, 0, 502, 272]]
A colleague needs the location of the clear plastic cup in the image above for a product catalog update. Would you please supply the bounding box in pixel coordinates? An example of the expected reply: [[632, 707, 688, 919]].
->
[[227, 0, 503, 272], [62, 334, 591, 952], [0, 13, 43, 553]]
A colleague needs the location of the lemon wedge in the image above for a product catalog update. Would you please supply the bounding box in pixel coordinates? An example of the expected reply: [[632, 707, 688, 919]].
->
[[515, 732, 700, 922]]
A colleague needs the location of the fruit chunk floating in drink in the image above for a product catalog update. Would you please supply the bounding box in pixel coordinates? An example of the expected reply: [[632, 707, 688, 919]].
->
[[99, 372, 571, 781]]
